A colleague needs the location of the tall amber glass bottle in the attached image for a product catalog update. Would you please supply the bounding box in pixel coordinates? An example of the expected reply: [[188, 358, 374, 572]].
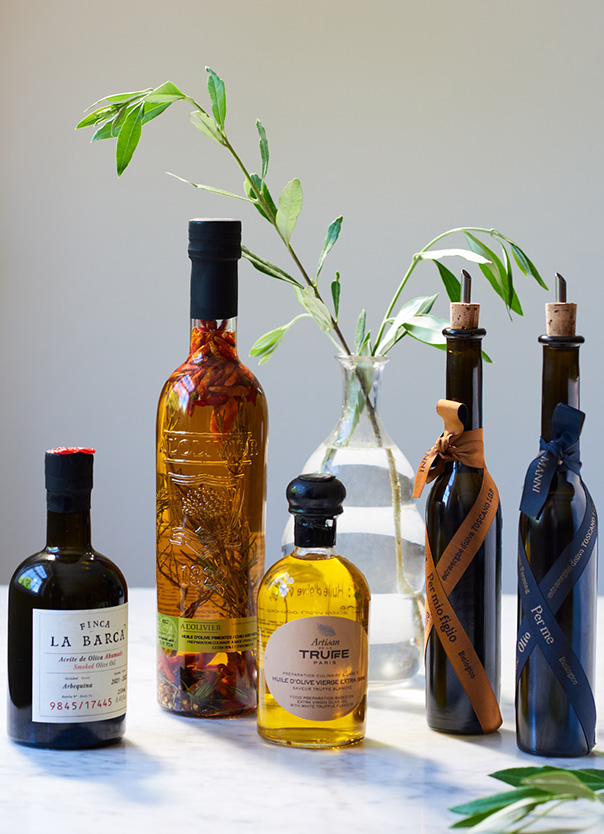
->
[[516, 277, 597, 756], [418, 278, 502, 734], [156, 219, 268, 718]]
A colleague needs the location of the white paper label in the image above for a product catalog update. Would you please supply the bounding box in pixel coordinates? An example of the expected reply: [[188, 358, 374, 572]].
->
[[32, 603, 128, 723], [264, 615, 368, 721]]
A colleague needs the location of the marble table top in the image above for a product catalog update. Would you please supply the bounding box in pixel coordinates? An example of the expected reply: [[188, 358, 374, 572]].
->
[[1, 589, 603, 834]]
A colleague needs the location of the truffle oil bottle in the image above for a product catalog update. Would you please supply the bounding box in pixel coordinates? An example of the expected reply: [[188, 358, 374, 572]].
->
[[7, 448, 128, 749], [516, 275, 597, 756], [156, 219, 268, 718], [257, 474, 370, 748], [413, 272, 502, 735]]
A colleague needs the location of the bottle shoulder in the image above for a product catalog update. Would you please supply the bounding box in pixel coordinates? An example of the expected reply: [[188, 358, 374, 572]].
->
[[426, 462, 496, 508], [9, 548, 127, 605], [158, 354, 267, 419], [521, 473, 593, 534], [261, 550, 370, 593]]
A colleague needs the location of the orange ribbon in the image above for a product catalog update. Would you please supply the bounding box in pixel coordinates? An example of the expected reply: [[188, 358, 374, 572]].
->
[[414, 399, 502, 734]]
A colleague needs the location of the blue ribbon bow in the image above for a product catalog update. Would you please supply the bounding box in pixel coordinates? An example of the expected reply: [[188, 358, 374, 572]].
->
[[519, 403, 585, 519]]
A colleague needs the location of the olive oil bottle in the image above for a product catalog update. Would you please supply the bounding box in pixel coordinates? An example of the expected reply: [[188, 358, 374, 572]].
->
[[413, 272, 502, 734], [7, 448, 128, 749], [516, 275, 597, 756], [257, 474, 370, 748], [156, 219, 268, 718]]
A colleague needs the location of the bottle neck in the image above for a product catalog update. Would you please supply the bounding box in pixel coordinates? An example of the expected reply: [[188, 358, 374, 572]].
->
[[444, 329, 485, 430], [189, 317, 238, 356], [46, 510, 92, 550], [333, 355, 390, 445], [539, 337, 582, 441], [293, 545, 337, 560], [294, 516, 338, 549], [190, 258, 238, 321]]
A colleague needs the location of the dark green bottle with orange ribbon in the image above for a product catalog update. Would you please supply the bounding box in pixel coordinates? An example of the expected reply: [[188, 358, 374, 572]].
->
[[413, 272, 502, 734], [516, 275, 597, 756]]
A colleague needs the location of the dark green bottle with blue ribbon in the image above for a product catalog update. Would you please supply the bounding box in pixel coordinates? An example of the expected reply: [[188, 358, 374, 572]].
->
[[516, 275, 597, 757]]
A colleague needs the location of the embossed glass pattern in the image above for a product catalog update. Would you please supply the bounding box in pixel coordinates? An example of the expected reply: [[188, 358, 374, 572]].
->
[[156, 317, 268, 717]]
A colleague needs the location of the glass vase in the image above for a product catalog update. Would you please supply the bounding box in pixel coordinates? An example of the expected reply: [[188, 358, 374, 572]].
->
[[282, 355, 425, 686]]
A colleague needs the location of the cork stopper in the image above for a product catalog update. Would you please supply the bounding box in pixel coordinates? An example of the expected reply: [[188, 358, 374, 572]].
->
[[450, 270, 480, 329], [545, 274, 576, 337]]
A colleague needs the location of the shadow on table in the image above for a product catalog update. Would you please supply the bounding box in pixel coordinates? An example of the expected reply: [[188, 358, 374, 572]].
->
[[11, 738, 161, 804]]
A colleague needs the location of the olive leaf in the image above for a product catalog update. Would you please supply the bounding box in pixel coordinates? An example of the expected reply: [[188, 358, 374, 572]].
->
[[434, 260, 461, 302], [167, 173, 252, 202], [403, 314, 448, 351], [249, 314, 312, 363], [145, 80, 187, 103], [316, 216, 343, 279], [510, 242, 549, 289], [374, 294, 438, 355], [257, 120, 269, 183], [331, 272, 341, 320], [416, 248, 490, 264], [465, 232, 522, 316], [116, 103, 145, 176], [244, 173, 278, 222], [295, 286, 333, 332], [189, 109, 223, 143], [241, 246, 301, 287], [276, 178, 303, 243], [206, 68, 226, 128], [450, 766, 604, 832], [354, 310, 367, 354]]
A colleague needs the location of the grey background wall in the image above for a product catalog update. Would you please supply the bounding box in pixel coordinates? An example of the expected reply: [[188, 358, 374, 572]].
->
[[1, 0, 602, 594]]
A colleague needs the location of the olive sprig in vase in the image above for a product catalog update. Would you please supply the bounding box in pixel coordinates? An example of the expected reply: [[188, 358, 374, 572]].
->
[[78, 66, 547, 683]]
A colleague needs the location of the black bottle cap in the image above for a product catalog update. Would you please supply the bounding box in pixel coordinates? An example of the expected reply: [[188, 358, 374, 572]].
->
[[287, 474, 346, 549], [45, 448, 94, 513], [188, 218, 242, 260], [188, 219, 241, 320], [287, 473, 346, 517]]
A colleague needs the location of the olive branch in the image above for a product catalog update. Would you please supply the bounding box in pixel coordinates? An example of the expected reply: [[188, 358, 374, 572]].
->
[[76, 66, 547, 365], [450, 766, 604, 832]]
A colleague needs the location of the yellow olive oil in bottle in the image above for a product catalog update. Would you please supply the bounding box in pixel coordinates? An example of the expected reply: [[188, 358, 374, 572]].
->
[[516, 275, 597, 756], [156, 219, 268, 718], [257, 474, 370, 748], [415, 272, 502, 735]]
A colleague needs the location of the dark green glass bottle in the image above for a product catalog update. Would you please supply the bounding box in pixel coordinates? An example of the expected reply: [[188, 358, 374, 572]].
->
[[516, 281, 597, 756], [424, 295, 502, 734], [7, 448, 128, 749]]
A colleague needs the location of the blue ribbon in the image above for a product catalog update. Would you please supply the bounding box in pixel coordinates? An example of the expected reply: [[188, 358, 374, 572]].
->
[[516, 402, 597, 750], [519, 403, 585, 520], [516, 519, 596, 750]]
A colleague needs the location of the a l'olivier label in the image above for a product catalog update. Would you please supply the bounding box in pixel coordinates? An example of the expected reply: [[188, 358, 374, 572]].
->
[[157, 613, 256, 653], [264, 616, 368, 721], [32, 603, 128, 723]]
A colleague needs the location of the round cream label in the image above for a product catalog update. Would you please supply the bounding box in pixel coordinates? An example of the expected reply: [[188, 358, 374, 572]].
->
[[264, 615, 368, 721]]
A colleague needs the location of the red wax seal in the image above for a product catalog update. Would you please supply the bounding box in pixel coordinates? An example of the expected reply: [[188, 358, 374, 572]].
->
[[47, 447, 95, 455]]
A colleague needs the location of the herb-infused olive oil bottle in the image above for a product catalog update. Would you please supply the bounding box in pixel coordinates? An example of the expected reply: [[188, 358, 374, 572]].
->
[[413, 272, 502, 735], [516, 275, 597, 757], [257, 474, 370, 748], [156, 219, 268, 718]]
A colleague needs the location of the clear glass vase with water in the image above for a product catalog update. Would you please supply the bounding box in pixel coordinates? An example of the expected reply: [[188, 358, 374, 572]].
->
[[281, 355, 425, 686]]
